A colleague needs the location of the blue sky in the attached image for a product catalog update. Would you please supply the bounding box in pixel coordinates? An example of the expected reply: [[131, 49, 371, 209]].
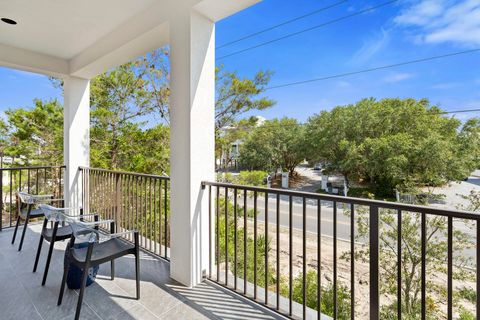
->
[[1, 0, 479, 123]]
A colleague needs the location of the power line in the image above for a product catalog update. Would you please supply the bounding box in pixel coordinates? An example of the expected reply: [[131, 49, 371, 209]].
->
[[219, 108, 480, 131], [216, 0, 399, 61], [216, 0, 348, 50], [264, 48, 480, 91]]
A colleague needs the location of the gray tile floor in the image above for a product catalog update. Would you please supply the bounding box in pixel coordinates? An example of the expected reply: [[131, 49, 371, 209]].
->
[[0, 223, 284, 320]]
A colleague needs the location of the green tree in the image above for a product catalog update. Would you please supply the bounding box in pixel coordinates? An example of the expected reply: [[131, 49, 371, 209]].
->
[[215, 66, 275, 130], [240, 118, 306, 175], [349, 207, 475, 319], [5, 99, 63, 165], [305, 98, 473, 196]]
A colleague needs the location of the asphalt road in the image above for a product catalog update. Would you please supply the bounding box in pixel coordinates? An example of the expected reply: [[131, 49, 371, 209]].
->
[[239, 194, 354, 242]]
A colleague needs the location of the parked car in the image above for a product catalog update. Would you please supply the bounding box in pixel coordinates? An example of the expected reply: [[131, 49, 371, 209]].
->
[[313, 163, 322, 171]]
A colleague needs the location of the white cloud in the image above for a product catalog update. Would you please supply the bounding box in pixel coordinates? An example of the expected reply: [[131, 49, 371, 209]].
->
[[395, 0, 480, 47], [430, 82, 461, 89], [384, 72, 415, 82], [350, 28, 390, 64]]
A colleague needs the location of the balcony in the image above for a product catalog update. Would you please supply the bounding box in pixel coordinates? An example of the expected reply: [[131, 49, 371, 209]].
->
[[1, 166, 479, 319], [0, 222, 283, 320]]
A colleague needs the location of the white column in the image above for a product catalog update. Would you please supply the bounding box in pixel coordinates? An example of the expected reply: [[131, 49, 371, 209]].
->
[[63, 76, 90, 208], [169, 10, 215, 287]]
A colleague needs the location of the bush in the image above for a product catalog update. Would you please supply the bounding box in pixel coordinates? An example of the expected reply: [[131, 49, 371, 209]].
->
[[235, 170, 268, 187]]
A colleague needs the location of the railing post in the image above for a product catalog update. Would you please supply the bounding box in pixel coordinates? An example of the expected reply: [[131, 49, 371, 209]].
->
[[370, 205, 379, 320], [115, 173, 121, 233]]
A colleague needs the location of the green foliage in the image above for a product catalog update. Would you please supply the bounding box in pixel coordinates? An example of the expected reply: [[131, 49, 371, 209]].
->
[[216, 198, 276, 288], [215, 67, 275, 130], [219, 171, 268, 187], [240, 118, 306, 174], [460, 190, 480, 212], [457, 287, 476, 304], [305, 98, 477, 196], [279, 270, 351, 319], [235, 171, 268, 186], [5, 99, 63, 165], [351, 207, 475, 319], [459, 307, 476, 320]]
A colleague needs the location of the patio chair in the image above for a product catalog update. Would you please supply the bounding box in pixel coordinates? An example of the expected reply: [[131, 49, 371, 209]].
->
[[34, 205, 99, 286], [11, 192, 63, 251], [58, 217, 140, 320]]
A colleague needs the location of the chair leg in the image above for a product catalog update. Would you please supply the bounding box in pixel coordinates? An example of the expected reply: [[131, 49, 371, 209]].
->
[[42, 222, 58, 286], [110, 260, 115, 280], [75, 266, 89, 320], [58, 262, 69, 306], [33, 235, 43, 272], [41, 240, 55, 286], [11, 216, 20, 244], [18, 216, 30, 251], [34, 219, 49, 273], [135, 254, 140, 300]]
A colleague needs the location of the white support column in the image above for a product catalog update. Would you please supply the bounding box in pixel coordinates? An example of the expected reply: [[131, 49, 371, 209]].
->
[[169, 10, 215, 287], [63, 76, 90, 208]]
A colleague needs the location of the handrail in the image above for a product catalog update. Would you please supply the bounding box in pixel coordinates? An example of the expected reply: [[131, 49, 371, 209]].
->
[[78, 166, 169, 180], [0, 165, 65, 171], [202, 181, 480, 220]]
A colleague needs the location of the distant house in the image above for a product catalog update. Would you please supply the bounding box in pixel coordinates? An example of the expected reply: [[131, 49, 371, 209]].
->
[[217, 116, 266, 169]]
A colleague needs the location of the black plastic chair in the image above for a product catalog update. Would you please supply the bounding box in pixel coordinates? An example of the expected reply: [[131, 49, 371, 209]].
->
[[12, 192, 62, 251], [35, 205, 99, 286], [58, 216, 140, 320]]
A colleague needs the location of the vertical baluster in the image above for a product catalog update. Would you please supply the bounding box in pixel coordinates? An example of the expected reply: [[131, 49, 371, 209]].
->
[[317, 199, 321, 320], [35, 169, 39, 194], [159, 180, 163, 256], [9, 169, 13, 226], [421, 212, 426, 320], [302, 197, 307, 319], [476, 219, 480, 320], [164, 179, 168, 259], [148, 178, 152, 251], [351, 203, 355, 320], [135, 176, 139, 249], [153, 179, 157, 253], [276, 193, 280, 310], [370, 206, 379, 320], [225, 187, 228, 286], [216, 186, 220, 282], [447, 216, 452, 320], [234, 188, 238, 291], [254, 190, 258, 300], [244, 189, 247, 294], [208, 185, 212, 278], [265, 191, 269, 305], [333, 201, 337, 319], [144, 176, 147, 247], [44, 168, 47, 195], [27, 169, 30, 193], [397, 210, 402, 320], [289, 195, 293, 316]]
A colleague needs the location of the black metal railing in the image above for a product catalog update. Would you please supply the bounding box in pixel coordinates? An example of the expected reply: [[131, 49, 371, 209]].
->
[[0, 165, 65, 230], [79, 167, 170, 259], [202, 181, 480, 320]]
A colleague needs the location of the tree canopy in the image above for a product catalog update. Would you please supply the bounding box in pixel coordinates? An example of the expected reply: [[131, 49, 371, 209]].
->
[[304, 98, 478, 195], [240, 117, 306, 174]]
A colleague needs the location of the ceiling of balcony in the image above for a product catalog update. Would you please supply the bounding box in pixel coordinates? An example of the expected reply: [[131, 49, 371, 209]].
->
[[0, 0, 158, 59], [0, 0, 260, 78]]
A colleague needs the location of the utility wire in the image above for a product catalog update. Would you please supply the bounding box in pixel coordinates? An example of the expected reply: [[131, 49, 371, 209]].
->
[[216, 0, 348, 50], [264, 48, 480, 91], [217, 0, 399, 61]]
